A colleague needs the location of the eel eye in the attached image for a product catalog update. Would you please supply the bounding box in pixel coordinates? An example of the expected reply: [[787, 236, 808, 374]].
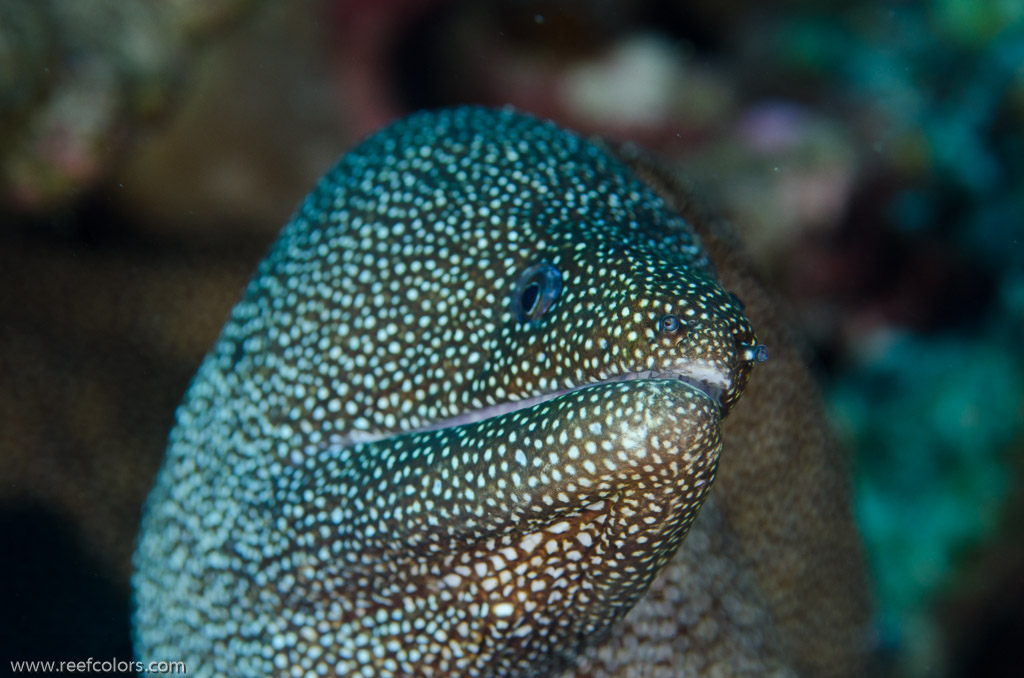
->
[[660, 314, 681, 333], [513, 261, 562, 324]]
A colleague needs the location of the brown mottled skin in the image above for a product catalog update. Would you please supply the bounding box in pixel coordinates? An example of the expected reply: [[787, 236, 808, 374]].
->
[[132, 109, 871, 677], [585, 143, 873, 677]]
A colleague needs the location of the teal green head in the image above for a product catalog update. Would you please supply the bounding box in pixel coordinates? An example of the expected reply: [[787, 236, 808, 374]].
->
[[133, 107, 764, 676]]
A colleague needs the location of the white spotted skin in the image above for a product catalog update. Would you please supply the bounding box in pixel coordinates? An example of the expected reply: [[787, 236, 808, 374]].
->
[[132, 108, 760, 677]]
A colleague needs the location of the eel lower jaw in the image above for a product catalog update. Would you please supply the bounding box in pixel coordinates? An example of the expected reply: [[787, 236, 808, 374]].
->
[[598, 369, 725, 406], [343, 367, 727, 446]]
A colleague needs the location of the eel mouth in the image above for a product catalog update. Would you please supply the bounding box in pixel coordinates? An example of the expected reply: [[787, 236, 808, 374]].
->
[[344, 367, 728, 446]]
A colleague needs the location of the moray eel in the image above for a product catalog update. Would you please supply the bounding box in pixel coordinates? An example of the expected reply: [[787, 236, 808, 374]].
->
[[134, 107, 863, 677]]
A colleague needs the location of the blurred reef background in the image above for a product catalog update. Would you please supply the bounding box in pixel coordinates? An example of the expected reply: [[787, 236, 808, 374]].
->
[[1, 0, 1022, 675]]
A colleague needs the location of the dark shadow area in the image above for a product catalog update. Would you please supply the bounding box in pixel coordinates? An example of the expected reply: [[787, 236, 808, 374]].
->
[[0, 503, 137, 674]]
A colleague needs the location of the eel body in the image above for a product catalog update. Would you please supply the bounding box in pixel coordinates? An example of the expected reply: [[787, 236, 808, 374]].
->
[[133, 107, 868, 676]]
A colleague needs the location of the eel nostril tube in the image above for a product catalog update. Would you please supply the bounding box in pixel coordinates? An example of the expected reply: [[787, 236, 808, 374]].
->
[[740, 343, 769, 363]]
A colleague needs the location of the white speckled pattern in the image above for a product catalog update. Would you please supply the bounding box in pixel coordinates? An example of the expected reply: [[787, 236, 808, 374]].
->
[[133, 108, 761, 677]]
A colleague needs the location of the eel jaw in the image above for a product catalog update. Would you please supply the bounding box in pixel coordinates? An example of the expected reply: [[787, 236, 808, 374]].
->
[[319, 377, 724, 677], [597, 369, 725, 406], [343, 365, 728, 446]]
